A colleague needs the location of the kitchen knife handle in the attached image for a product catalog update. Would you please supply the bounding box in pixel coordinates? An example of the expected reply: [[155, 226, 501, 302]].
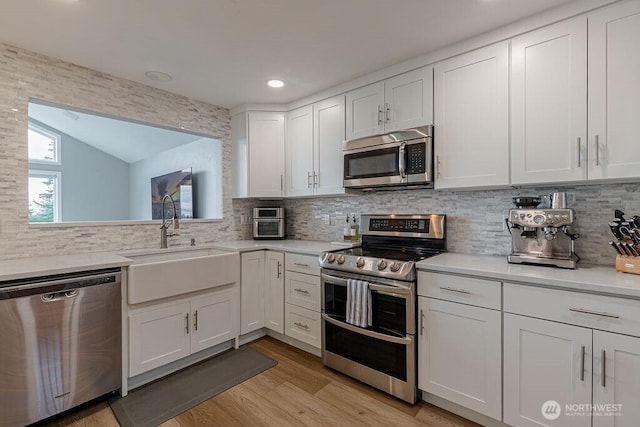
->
[[577, 137, 582, 168], [594, 134, 600, 166], [609, 241, 623, 255]]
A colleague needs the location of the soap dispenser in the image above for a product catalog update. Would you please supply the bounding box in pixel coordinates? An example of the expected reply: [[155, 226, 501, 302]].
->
[[343, 216, 351, 241], [351, 214, 359, 242]]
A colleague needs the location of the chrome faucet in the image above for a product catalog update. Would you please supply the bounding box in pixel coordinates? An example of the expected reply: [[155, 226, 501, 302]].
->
[[160, 194, 180, 248]]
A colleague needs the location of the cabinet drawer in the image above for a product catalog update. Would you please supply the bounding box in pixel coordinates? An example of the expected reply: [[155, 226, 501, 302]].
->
[[504, 283, 640, 337], [285, 271, 320, 311], [418, 271, 501, 310], [285, 253, 320, 276], [285, 303, 321, 348]]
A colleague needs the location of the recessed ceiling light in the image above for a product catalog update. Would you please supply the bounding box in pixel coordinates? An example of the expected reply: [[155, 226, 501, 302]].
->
[[145, 71, 173, 82], [267, 79, 285, 88], [10, 108, 18, 112]]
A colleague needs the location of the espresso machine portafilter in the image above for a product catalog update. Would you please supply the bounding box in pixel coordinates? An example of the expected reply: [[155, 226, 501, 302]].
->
[[506, 206, 580, 269]]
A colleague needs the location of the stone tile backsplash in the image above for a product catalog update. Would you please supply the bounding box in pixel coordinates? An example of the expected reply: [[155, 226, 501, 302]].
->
[[1, 41, 638, 266], [281, 183, 640, 266]]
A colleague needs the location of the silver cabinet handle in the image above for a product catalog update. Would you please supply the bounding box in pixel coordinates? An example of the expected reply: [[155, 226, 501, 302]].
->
[[577, 137, 582, 168], [294, 322, 309, 330], [594, 134, 600, 166], [602, 349, 606, 387], [277, 261, 282, 278], [294, 288, 309, 294], [293, 262, 310, 268], [307, 172, 312, 188], [185, 313, 190, 334], [377, 105, 382, 126], [313, 172, 318, 188], [436, 155, 441, 178], [280, 174, 284, 192], [580, 345, 585, 381], [385, 102, 390, 123], [193, 310, 198, 331], [420, 309, 425, 336], [439, 286, 470, 295], [569, 307, 620, 319]]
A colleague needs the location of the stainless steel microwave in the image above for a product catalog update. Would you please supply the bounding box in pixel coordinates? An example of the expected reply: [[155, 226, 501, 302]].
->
[[343, 125, 433, 190], [253, 207, 285, 240]]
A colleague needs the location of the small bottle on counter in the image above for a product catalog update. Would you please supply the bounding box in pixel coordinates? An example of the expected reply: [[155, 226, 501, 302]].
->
[[350, 214, 359, 242], [343, 216, 351, 241]]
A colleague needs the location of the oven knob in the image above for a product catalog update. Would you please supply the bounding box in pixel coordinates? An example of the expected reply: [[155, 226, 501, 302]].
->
[[356, 257, 365, 268], [326, 253, 336, 263], [336, 255, 345, 265], [389, 262, 401, 272], [377, 259, 388, 271]]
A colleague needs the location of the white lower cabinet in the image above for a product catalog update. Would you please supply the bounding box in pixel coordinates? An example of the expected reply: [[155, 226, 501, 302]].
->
[[504, 282, 640, 427], [264, 251, 285, 334], [504, 314, 593, 427], [284, 253, 321, 349], [285, 303, 321, 348], [129, 286, 238, 377], [240, 251, 265, 334], [418, 296, 502, 420]]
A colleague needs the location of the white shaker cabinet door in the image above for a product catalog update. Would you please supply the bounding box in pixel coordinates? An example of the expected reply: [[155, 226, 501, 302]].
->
[[345, 82, 385, 140], [129, 302, 191, 377], [240, 251, 265, 335], [511, 17, 587, 184], [418, 297, 502, 420], [264, 251, 285, 334], [191, 288, 238, 354], [588, 1, 640, 180], [592, 330, 640, 427], [248, 112, 285, 197], [504, 313, 592, 427], [286, 106, 314, 197], [313, 95, 345, 196], [384, 66, 433, 132], [434, 41, 510, 189]]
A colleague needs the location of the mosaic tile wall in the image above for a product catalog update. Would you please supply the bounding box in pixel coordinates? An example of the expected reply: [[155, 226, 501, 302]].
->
[[0, 42, 253, 260], [281, 183, 640, 266]]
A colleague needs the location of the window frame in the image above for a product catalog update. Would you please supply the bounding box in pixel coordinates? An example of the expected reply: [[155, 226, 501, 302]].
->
[[28, 169, 62, 223], [28, 122, 61, 165]]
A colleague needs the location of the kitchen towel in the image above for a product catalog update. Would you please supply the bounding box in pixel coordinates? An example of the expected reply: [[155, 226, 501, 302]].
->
[[346, 279, 372, 328]]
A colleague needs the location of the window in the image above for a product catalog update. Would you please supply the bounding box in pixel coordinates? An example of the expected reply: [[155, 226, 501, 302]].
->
[[28, 170, 61, 223], [28, 122, 60, 164]]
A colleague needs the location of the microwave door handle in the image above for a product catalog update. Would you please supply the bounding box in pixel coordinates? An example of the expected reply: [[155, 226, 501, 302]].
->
[[399, 143, 406, 180]]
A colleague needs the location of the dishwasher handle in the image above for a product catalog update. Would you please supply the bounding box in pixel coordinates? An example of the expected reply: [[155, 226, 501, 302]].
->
[[0, 270, 121, 299]]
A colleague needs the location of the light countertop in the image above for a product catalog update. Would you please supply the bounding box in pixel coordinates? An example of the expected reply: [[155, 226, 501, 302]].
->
[[417, 253, 640, 299], [0, 240, 351, 283], [0, 252, 133, 283]]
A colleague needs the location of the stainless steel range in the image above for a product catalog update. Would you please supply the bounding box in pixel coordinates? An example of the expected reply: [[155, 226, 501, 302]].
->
[[319, 214, 446, 403]]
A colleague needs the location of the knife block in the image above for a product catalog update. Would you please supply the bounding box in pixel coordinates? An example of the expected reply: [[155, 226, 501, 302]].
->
[[615, 255, 640, 275]]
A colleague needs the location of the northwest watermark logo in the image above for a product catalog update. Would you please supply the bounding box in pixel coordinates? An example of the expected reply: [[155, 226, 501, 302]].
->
[[542, 400, 561, 420], [541, 401, 623, 419]]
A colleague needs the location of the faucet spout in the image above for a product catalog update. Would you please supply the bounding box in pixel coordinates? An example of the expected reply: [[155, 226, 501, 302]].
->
[[160, 194, 180, 248]]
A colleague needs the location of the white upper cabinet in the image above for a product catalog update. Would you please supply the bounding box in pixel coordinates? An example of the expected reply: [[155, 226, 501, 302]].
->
[[434, 42, 510, 189], [285, 96, 345, 197], [511, 17, 588, 185], [588, 0, 640, 180], [248, 112, 285, 198], [313, 96, 345, 196], [286, 106, 314, 197], [345, 66, 433, 141]]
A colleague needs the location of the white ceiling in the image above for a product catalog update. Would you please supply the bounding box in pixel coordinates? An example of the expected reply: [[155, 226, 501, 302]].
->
[[29, 102, 204, 163], [1, 0, 575, 108]]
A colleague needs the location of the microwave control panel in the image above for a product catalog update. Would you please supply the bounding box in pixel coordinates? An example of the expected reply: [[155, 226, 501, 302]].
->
[[406, 143, 426, 174]]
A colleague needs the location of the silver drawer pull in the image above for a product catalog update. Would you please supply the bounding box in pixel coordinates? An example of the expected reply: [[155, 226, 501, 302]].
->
[[580, 345, 585, 381], [293, 262, 310, 268], [439, 286, 471, 295], [569, 307, 620, 319], [294, 322, 309, 330], [294, 288, 309, 294]]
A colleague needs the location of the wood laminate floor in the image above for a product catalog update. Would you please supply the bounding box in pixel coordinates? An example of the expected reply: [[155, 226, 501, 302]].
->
[[48, 337, 480, 426]]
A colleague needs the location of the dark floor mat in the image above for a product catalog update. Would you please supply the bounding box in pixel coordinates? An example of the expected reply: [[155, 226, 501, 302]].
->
[[109, 346, 277, 427]]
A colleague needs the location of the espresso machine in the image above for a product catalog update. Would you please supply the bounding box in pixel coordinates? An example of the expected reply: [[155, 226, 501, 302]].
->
[[506, 194, 580, 269]]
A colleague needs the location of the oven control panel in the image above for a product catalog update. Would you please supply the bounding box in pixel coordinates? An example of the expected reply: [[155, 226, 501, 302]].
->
[[369, 218, 429, 233]]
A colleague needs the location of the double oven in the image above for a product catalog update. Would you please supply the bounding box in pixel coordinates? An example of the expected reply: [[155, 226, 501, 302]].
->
[[319, 214, 446, 403]]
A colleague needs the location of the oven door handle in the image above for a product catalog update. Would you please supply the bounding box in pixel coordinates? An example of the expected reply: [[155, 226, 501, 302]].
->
[[322, 314, 412, 345], [320, 273, 411, 296]]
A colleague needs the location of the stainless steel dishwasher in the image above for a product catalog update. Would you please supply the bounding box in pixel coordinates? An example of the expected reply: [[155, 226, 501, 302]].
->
[[0, 268, 122, 427]]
